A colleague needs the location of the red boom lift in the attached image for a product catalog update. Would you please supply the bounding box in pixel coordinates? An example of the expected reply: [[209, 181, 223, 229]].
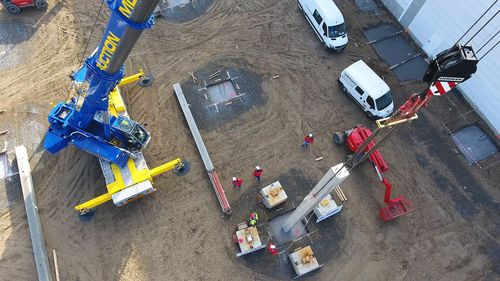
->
[[334, 125, 415, 221], [333, 44, 478, 221], [1, 0, 48, 14]]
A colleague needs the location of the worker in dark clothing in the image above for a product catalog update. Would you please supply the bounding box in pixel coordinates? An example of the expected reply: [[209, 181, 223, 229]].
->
[[253, 166, 263, 182], [302, 133, 314, 148], [232, 177, 243, 189]]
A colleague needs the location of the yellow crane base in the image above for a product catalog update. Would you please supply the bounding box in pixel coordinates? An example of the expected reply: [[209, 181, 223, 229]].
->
[[74, 70, 185, 213]]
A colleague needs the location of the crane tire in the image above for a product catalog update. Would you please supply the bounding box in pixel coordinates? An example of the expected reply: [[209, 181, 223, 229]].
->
[[333, 131, 345, 145], [6, 4, 21, 14], [138, 75, 154, 87], [35, 0, 48, 10]]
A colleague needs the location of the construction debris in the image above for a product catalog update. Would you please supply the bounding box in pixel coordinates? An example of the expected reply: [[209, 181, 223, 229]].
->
[[272, 75, 280, 79], [188, 72, 198, 84], [0, 130, 8, 136], [315, 157, 323, 161]]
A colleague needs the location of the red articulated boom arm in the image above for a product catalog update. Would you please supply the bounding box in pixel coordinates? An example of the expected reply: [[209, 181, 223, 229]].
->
[[338, 44, 478, 222]]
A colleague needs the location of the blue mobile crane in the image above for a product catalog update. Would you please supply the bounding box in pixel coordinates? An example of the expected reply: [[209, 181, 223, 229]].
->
[[45, 0, 160, 167], [45, 0, 189, 215]]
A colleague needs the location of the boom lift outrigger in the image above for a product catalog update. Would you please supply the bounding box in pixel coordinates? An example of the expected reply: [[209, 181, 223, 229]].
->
[[44, 0, 188, 215]]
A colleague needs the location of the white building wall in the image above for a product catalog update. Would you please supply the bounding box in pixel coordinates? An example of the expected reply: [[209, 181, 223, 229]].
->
[[381, 0, 411, 19], [387, 0, 500, 137]]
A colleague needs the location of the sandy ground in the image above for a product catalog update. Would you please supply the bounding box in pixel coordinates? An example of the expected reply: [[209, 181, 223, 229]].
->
[[0, 0, 499, 280]]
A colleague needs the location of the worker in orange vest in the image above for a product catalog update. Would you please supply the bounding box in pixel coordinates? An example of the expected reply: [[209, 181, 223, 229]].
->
[[253, 166, 263, 182], [232, 177, 243, 189], [249, 212, 259, 226], [302, 133, 314, 148]]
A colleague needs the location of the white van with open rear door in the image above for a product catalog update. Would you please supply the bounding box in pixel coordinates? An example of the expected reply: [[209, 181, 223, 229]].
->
[[298, 0, 348, 51], [338, 60, 394, 119]]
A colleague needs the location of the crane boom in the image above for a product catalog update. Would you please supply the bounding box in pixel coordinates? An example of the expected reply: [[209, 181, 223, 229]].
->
[[44, 0, 161, 167]]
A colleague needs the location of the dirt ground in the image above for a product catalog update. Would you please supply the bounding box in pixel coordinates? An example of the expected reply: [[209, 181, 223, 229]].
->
[[0, 0, 499, 280]]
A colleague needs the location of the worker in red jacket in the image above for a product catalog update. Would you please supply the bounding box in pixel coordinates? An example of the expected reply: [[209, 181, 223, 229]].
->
[[253, 166, 263, 182], [232, 177, 243, 189], [302, 133, 314, 148], [266, 242, 279, 256]]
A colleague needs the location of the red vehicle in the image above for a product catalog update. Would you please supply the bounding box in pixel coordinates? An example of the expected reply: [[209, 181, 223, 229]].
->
[[1, 0, 48, 14], [333, 126, 415, 221]]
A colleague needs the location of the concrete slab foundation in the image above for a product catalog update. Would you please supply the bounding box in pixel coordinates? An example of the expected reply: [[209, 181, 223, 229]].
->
[[156, 0, 214, 23], [268, 211, 308, 245], [354, 0, 378, 12], [451, 124, 498, 164], [364, 23, 428, 81]]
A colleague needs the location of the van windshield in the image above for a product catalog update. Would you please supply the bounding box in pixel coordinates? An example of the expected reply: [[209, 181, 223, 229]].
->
[[328, 23, 346, 38], [376, 91, 393, 110]]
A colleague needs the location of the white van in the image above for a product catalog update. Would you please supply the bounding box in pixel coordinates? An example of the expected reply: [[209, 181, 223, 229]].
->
[[298, 0, 348, 51], [338, 60, 394, 119]]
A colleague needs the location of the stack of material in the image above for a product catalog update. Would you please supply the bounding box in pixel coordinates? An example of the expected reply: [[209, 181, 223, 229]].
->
[[259, 181, 288, 209], [235, 226, 266, 257], [313, 194, 343, 223], [289, 246, 322, 278]]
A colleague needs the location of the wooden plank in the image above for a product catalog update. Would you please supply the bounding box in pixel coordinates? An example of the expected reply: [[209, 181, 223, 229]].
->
[[339, 187, 347, 201], [334, 187, 342, 200], [208, 70, 222, 79], [53, 249, 60, 281], [336, 186, 347, 201], [15, 145, 54, 281]]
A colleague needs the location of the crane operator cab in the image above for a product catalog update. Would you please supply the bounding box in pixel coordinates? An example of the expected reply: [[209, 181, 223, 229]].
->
[[339, 60, 394, 120], [111, 116, 151, 151]]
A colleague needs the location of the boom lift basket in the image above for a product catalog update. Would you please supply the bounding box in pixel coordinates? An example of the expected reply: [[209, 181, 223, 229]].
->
[[379, 196, 415, 222]]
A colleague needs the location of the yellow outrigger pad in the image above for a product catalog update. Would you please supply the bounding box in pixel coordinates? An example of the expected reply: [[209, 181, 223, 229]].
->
[[75, 71, 183, 212]]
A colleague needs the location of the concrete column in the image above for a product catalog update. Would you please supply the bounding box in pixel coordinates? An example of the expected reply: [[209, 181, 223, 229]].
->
[[15, 146, 53, 281]]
